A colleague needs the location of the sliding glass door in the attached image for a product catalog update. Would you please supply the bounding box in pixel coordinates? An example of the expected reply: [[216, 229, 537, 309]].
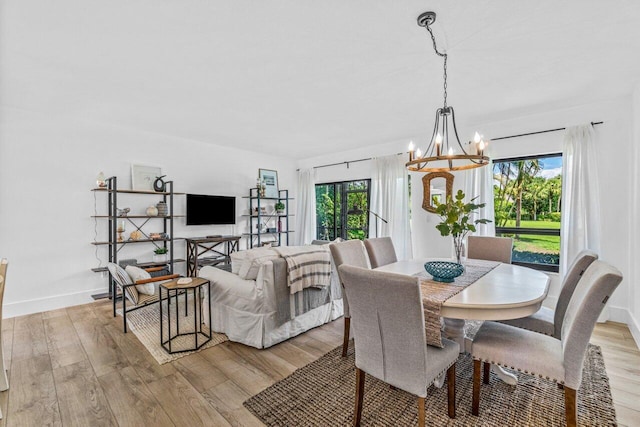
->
[[315, 180, 370, 240]]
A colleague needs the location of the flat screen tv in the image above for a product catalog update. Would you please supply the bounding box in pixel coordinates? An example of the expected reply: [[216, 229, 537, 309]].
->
[[186, 194, 236, 225]]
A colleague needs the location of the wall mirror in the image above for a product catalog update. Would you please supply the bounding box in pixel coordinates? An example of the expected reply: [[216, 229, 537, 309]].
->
[[422, 171, 454, 213]]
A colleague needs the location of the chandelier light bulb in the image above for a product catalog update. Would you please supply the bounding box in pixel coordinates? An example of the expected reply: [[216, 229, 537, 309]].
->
[[478, 140, 485, 150], [408, 141, 415, 161], [473, 132, 481, 143], [416, 148, 422, 158], [448, 147, 454, 156], [435, 133, 443, 145]]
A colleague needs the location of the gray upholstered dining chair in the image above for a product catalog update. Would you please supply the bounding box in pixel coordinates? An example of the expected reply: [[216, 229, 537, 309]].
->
[[467, 236, 513, 264], [499, 250, 598, 338], [364, 237, 398, 268], [471, 260, 622, 427], [329, 240, 371, 357], [339, 265, 459, 425]]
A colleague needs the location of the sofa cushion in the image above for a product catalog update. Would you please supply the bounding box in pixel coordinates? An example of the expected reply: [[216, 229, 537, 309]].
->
[[230, 251, 248, 275], [125, 265, 155, 295], [238, 247, 280, 280]]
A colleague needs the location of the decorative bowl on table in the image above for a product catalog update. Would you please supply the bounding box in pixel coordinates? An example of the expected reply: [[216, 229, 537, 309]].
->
[[424, 261, 464, 283]]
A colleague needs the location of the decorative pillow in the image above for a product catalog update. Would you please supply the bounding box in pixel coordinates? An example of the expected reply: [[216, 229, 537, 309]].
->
[[125, 265, 155, 295], [110, 263, 139, 305], [238, 247, 279, 280], [230, 251, 248, 275]]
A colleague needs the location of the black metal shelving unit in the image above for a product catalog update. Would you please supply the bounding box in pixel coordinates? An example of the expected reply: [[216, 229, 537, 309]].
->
[[242, 188, 294, 248], [91, 176, 184, 299]]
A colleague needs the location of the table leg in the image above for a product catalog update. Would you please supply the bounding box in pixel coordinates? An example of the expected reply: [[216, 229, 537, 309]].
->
[[490, 365, 518, 385], [442, 318, 467, 353]]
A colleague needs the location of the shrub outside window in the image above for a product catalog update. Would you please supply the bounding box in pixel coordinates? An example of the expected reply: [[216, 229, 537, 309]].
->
[[315, 180, 370, 241]]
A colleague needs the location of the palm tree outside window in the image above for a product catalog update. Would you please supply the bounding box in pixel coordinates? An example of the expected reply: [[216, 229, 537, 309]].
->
[[493, 154, 562, 272]]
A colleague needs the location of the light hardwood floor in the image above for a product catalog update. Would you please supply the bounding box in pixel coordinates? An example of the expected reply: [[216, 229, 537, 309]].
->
[[0, 300, 638, 426]]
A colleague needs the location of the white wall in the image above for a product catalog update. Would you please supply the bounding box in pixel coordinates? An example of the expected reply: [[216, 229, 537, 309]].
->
[[460, 98, 632, 322], [298, 96, 636, 335], [630, 86, 640, 344], [0, 107, 296, 317]]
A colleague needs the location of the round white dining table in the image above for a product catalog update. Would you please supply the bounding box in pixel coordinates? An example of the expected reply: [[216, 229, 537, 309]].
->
[[374, 259, 550, 384]]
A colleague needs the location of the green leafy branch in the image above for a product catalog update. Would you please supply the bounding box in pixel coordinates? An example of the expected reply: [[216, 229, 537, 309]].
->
[[434, 190, 492, 262]]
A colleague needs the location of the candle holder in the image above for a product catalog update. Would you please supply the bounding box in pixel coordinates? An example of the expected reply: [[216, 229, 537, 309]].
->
[[117, 220, 126, 242]]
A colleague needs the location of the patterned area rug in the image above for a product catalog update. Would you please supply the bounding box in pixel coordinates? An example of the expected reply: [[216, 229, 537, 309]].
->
[[244, 342, 616, 426], [117, 297, 228, 365]]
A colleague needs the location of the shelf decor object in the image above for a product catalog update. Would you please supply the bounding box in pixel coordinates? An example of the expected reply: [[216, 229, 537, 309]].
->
[[405, 11, 490, 173], [243, 188, 293, 248], [97, 171, 107, 188], [90, 176, 184, 300], [259, 169, 279, 198], [424, 261, 464, 283], [131, 164, 162, 191]]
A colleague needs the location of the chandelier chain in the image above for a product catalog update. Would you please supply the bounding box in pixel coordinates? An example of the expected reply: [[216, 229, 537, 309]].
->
[[425, 25, 448, 108]]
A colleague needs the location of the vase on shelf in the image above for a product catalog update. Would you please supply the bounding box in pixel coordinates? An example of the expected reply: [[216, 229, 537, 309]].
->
[[156, 201, 168, 216], [153, 253, 169, 263], [146, 206, 158, 216], [117, 220, 125, 242]]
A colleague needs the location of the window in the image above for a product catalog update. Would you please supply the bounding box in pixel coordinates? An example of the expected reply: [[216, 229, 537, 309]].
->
[[315, 180, 371, 240], [493, 154, 562, 272]]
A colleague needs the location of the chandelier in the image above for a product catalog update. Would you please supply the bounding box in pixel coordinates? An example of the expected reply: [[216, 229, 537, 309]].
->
[[406, 12, 490, 173]]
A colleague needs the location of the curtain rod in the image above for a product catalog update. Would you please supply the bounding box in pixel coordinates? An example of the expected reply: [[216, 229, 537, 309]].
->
[[299, 121, 604, 171], [298, 152, 404, 171], [491, 121, 603, 141]]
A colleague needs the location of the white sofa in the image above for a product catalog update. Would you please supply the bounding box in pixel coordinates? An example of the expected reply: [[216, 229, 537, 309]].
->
[[199, 245, 343, 349]]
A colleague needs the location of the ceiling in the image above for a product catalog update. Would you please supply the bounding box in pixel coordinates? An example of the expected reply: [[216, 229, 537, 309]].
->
[[3, 0, 640, 159]]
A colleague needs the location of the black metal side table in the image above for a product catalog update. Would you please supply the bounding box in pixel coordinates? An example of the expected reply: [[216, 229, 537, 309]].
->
[[160, 277, 211, 354]]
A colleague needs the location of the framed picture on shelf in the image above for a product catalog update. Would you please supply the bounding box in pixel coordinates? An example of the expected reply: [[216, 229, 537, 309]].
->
[[259, 169, 279, 198], [131, 164, 162, 191]]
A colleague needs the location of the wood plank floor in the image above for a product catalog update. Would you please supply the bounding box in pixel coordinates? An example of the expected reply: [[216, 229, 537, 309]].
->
[[0, 300, 638, 426]]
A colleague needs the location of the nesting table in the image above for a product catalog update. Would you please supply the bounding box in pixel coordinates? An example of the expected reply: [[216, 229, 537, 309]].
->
[[160, 277, 212, 354]]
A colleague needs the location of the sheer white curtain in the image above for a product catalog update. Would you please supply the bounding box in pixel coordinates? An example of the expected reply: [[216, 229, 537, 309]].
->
[[560, 124, 601, 275], [463, 157, 496, 237], [370, 154, 413, 260], [296, 168, 317, 245]]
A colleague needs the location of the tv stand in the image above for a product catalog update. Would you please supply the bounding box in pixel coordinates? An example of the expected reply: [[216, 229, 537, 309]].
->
[[185, 235, 241, 276]]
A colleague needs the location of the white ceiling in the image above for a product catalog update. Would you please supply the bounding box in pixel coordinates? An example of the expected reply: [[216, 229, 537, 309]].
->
[[3, 0, 640, 159]]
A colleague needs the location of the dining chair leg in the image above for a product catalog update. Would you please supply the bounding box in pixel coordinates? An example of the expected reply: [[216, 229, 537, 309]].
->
[[353, 368, 365, 427], [564, 386, 577, 427], [447, 364, 456, 418], [483, 362, 490, 384], [417, 397, 425, 427], [342, 317, 351, 357], [472, 359, 481, 416]]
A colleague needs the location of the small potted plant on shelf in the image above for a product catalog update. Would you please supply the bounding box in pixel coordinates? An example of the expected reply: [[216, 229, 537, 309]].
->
[[153, 247, 169, 263], [274, 201, 285, 215]]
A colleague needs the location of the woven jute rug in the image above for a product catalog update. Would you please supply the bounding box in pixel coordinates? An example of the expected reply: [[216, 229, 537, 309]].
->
[[117, 297, 228, 365], [244, 342, 616, 426]]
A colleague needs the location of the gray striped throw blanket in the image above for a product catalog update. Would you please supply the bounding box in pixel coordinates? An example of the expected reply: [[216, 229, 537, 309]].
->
[[273, 246, 332, 294]]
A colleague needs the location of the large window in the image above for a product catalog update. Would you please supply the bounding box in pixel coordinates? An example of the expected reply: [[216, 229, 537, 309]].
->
[[315, 180, 371, 240], [493, 154, 562, 272]]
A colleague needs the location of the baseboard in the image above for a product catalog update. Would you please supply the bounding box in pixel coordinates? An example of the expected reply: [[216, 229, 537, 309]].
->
[[3, 288, 106, 319], [608, 305, 640, 348]]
